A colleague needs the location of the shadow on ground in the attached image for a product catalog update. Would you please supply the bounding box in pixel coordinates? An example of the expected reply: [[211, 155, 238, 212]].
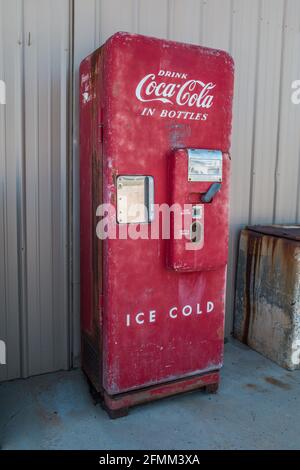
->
[[0, 339, 299, 450]]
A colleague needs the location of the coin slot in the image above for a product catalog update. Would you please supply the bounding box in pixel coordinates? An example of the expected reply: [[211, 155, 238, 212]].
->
[[190, 221, 202, 244]]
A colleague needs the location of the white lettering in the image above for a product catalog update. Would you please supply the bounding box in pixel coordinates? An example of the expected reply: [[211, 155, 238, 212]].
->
[[125, 301, 216, 326], [136, 73, 215, 108], [0, 340, 6, 365], [136, 312, 144, 324], [182, 305, 192, 316], [291, 80, 300, 104], [159, 109, 208, 121], [141, 107, 155, 116], [135, 74, 173, 104], [0, 80, 5, 105], [149, 310, 156, 323], [169, 307, 178, 318]]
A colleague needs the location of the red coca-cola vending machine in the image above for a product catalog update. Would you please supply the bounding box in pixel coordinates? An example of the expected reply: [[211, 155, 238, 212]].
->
[[80, 32, 234, 417]]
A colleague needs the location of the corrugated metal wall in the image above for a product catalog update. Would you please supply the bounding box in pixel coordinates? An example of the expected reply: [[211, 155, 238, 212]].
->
[[1, 0, 300, 380], [72, 0, 300, 360], [0, 0, 70, 381], [0, 0, 22, 381]]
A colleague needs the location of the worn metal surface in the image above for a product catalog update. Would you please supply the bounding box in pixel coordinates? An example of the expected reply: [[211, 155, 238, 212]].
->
[[80, 32, 234, 403], [247, 225, 300, 242], [0, 0, 70, 381], [234, 227, 300, 370], [103, 371, 220, 412]]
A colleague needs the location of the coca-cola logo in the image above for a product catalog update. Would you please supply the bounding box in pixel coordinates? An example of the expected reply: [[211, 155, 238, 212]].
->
[[135, 71, 215, 109]]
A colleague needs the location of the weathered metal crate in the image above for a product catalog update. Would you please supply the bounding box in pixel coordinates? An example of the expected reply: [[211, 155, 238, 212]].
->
[[234, 225, 300, 370]]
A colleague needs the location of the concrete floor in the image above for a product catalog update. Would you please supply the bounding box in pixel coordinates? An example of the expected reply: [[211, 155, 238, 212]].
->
[[0, 339, 299, 450]]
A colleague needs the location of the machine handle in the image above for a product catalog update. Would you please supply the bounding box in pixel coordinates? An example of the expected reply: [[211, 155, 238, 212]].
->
[[201, 182, 221, 203]]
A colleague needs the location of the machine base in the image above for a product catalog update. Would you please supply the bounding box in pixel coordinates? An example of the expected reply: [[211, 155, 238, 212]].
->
[[87, 370, 220, 419]]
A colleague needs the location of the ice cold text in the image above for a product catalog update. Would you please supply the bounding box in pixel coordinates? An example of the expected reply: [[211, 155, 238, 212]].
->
[[126, 301, 215, 327]]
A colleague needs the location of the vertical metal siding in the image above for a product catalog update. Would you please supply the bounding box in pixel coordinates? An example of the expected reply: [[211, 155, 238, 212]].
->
[[274, 0, 300, 223], [250, 0, 285, 225], [226, 0, 261, 336], [72, 0, 300, 352], [0, 0, 23, 381], [0, 0, 70, 381], [23, 0, 70, 376]]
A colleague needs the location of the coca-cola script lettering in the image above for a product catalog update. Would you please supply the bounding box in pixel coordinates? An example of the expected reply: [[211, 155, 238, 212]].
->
[[135, 72, 215, 109]]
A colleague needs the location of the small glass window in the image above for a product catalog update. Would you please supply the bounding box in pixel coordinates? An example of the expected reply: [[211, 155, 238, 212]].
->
[[188, 149, 222, 182], [117, 175, 154, 224]]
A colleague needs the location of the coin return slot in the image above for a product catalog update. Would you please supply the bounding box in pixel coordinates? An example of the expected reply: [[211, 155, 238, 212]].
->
[[190, 221, 202, 244], [192, 205, 202, 219]]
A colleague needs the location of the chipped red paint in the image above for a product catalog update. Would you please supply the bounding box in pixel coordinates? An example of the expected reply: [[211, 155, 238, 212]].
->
[[103, 371, 220, 412], [80, 32, 234, 411]]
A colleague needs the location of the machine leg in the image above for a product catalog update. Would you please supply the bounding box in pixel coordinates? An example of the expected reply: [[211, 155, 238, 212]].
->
[[84, 374, 103, 405], [89, 384, 103, 405], [102, 404, 129, 419], [204, 382, 219, 394], [85, 376, 129, 417]]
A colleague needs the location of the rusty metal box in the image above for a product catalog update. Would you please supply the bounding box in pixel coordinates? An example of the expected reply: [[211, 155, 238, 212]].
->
[[234, 226, 300, 370]]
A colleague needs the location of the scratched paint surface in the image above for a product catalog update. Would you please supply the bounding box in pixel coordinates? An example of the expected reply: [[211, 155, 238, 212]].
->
[[234, 227, 300, 370], [80, 33, 234, 394]]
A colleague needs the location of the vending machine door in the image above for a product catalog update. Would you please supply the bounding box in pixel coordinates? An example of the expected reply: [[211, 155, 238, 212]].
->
[[168, 148, 230, 272]]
